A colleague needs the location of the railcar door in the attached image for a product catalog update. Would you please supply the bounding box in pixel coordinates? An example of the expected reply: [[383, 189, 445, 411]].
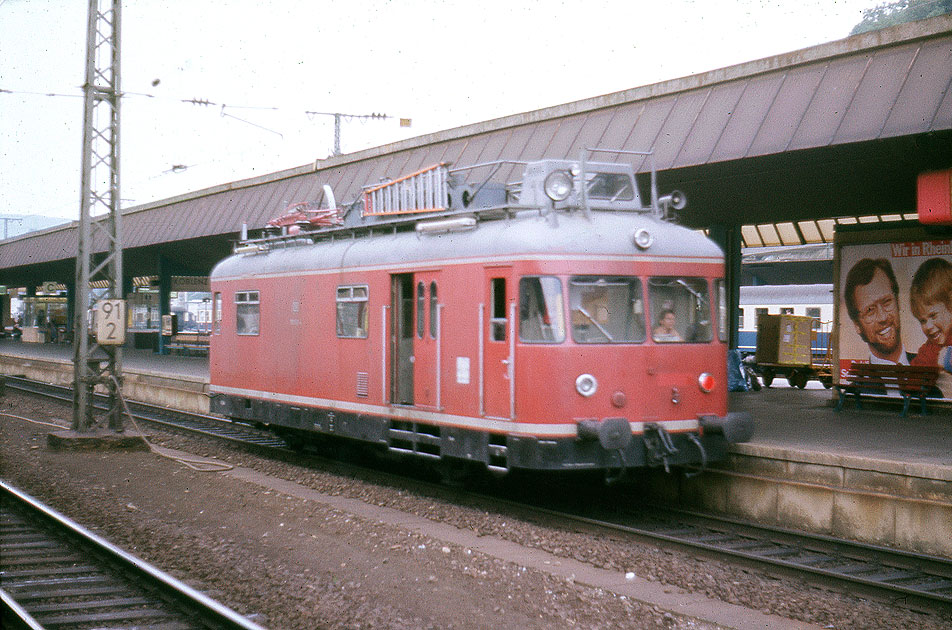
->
[[484, 268, 514, 419], [413, 272, 441, 409], [391, 274, 415, 405]]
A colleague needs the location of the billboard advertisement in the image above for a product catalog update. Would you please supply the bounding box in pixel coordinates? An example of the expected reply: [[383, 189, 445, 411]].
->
[[838, 236, 952, 400]]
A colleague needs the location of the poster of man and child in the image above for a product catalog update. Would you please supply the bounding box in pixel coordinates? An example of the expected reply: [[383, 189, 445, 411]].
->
[[839, 235, 952, 401]]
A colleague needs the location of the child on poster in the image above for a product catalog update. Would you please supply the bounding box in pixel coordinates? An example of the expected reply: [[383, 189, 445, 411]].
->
[[909, 257, 952, 397]]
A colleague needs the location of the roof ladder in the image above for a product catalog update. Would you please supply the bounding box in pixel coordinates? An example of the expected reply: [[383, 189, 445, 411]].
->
[[362, 163, 449, 217]]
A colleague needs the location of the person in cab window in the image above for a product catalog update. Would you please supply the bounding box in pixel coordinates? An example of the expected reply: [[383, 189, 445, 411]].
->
[[653, 309, 682, 342]]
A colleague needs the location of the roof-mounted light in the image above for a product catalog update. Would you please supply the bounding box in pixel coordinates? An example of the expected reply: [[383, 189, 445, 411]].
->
[[544, 170, 573, 202]]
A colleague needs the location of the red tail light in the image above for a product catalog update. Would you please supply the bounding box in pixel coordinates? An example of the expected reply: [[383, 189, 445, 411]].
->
[[698, 373, 715, 393]]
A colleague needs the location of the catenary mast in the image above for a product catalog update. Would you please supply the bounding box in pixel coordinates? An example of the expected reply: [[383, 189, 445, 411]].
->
[[73, 0, 124, 432]]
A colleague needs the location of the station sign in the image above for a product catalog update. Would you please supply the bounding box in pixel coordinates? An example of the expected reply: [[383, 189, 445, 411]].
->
[[96, 299, 126, 345]]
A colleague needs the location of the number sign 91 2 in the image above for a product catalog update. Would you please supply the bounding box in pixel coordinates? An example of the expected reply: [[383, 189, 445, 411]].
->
[[96, 299, 126, 345]]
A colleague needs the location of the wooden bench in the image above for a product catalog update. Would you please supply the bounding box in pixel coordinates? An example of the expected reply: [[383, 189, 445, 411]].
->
[[166, 332, 210, 356], [834, 362, 940, 417]]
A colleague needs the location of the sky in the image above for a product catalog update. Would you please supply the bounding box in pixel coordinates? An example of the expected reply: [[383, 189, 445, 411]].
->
[[1, 0, 880, 223]]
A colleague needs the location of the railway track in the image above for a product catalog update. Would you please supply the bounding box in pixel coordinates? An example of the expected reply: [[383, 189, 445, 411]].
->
[[6, 375, 952, 616], [523, 500, 952, 614], [0, 480, 266, 630], [3, 376, 287, 450]]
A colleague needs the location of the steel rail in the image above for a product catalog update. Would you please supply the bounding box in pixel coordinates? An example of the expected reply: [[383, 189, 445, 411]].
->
[[0, 480, 267, 630], [3, 376, 288, 450], [541, 504, 952, 613]]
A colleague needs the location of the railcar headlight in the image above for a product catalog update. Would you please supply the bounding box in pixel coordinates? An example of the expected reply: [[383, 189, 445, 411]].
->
[[698, 372, 715, 393], [575, 373, 598, 397], [633, 228, 653, 249], [544, 170, 573, 201]]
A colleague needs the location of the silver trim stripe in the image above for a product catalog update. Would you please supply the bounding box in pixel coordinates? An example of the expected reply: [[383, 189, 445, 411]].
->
[[213, 253, 722, 282]]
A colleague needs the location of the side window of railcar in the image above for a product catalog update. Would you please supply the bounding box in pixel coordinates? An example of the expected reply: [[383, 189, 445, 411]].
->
[[490, 278, 507, 342], [336, 285, 369, 338], [416, 282, 426, 338], [519, 276, 566, 343], [569, 276, 645, 344], [648, 277, 711, 343], [716, 279, 728, 343], [213, 292, 222, 335], [235, 291, 260, 336], [429, 282, 438, 339]]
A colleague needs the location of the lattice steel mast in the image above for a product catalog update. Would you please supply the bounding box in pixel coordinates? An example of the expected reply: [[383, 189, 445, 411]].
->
[[73, 0, 124, 432]]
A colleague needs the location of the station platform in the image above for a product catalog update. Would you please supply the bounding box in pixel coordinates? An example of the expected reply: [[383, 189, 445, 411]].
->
[[0, 339, 949, 557]]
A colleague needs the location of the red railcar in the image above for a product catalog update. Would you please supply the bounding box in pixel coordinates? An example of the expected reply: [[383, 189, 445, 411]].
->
[[209, 155, 752, 475]]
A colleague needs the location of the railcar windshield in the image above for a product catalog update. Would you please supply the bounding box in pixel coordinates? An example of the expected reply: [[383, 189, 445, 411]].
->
[[569, 276, 646, 343], [648, 277, 712, 343], [519, 276, 566, 343], [585, 172, 635, 201]]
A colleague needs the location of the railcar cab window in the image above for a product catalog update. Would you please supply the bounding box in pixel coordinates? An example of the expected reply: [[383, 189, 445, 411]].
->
[[519, 276, 566, 343], [336, 285, 369, 338], [585, 172, 635, 201], [649, 277, 712, 343], [235, 291, 260, 335], [569, 276, 646, 343]]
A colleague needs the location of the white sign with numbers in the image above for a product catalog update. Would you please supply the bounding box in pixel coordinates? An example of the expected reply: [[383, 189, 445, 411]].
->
[[96, 299, 126, 345]]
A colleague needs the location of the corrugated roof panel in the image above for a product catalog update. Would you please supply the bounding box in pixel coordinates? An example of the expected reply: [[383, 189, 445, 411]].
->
[[574, 107, 619, 155], [884, 39, 952, 135], [333, 160, 374, 205], [249, 182, 287, 227], [475, 130, 515, 168], [710, 74, 784, 161], [182, 196, 218, 240], [929, 54, 952, 130], [543, 114, 587, 160], [206, 191, 243, 236], [220, 190, 255, 233], [453, 132, 494, 169], [386, 150, 417, 184], [676, 81, 746, 166], [651, 89, 710, 169], [835, 45, 919, 144], [747, 64, 826, 157], [356, 154, 398, 200], [397, 145, 433, 177], [786, 57, 863, 150], [488, 125, 535, 182], [440, 138, 470, 167], [286, 176, 319, 207], [622, 95, 678, 171], [597, 102, 644, 155], [314, 165, 342, 194], [517, 119, 563, 160]]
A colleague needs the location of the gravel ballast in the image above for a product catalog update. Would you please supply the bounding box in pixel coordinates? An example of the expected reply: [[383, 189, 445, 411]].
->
[[2, 391, 948, 630]]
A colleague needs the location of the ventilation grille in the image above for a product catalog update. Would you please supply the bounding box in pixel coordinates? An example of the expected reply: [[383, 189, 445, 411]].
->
[[356, 372, 369, 398]]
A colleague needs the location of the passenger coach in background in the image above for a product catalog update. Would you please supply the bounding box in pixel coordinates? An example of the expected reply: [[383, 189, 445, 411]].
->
[[208, 151, 753, 479]]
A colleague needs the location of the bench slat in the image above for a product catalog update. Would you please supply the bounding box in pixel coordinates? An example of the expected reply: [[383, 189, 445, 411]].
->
[[835, 362, 940, 417]]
